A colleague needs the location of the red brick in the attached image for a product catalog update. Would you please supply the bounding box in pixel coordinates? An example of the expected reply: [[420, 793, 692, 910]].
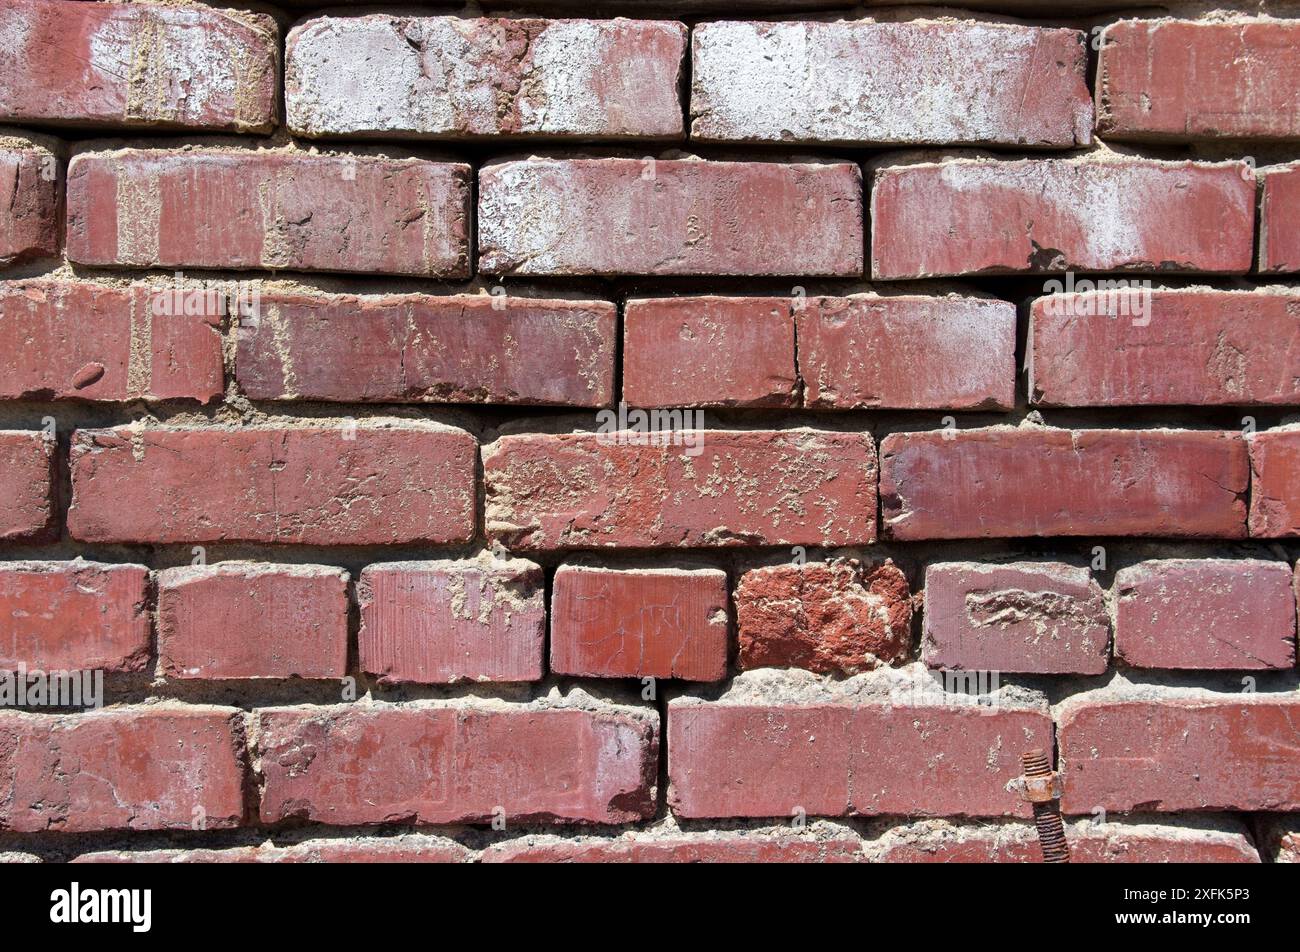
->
[[158, 563, 349, 680], [1259, 163, 1300, 273], [69, 423, 476, 545], [622, 297, 796, 408], [736, 560, 911, 675], [0, 561, 149, 672], [1115, 559, 1296, 670], [869, 818, 1260, 863], [668, 672, 1051, 819], [483, 830, 865, 863], [255, 701, 658, 826], [0, 279, 224, 403], [287, 15, 684, 140], [551, 564, 728, 681], [0, 0, 278, 133], [66, 149, 471, 277], [0, 706, 246, 832], [798, 294, 1016, 410], [75, 836, 470, 864], [237, 291, 614, 408], [692, 21, 1090, 148], [871, 157, 1255, 279], [1097, 19, 1300, 142], [1248, 428, 1300, 537], [880, 428, 1248, 540], [479, 157, 862, 277], [359, 556, 545, 685], [0, 142, 59, 266], [1030, 288, 1300, 407], [1256, 816, 1300, 863], [0, 431, 54, 541], [1058, 690, 1300, 813], [922, 562, 1109, 675], [484, 429, 877, 551]]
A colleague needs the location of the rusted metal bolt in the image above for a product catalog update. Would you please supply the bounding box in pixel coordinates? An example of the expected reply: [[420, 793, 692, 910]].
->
[[1021, 748, 1070, 864]]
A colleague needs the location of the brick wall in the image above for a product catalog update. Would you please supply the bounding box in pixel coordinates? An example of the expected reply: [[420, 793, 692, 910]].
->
[[0, 0, 1298, 864]]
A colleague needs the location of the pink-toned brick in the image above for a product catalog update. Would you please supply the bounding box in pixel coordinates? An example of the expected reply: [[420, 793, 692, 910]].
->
[[880, 428, 1248, 540], [1248, 428, 1300, 537], [0, 142, 60, 266], [255, 701, 658, 826], [0, 561, 149, 672], [158, 563, 349, 680], [0, 431, 54, 540], [1059, 690, 1300, 813], [1259, 163, 1300, 273], [484, 429, 877, 551], [692, 20, 1090, 147], [871, 157, 1255, 279], [479, 157, 862, 277], [922, 562, 1109, 674], [622, 297, 796, 408], [736, 560, 911, 675], [1030, 288, 1300, 407], [0, 0, 278, 132], [483, 830, 865, 863], [0, 279, 224, 403], [359, 556, 545, 685], [0, 706, 246, 833], [66, 149, 471, 277], [668, 672, 1050, 819], [1115, 559, 1296, 670], [1097, 19, 1300, 141], [69, 424, 476, 546], [287, 16, 684, 140], [798, 294, 1016, 410], [237, 291, 614, 407], [551, 564, 729, 681]]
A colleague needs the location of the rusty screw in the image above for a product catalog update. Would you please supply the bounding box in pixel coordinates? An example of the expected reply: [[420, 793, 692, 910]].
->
[[1021, 749, 1070, 864]]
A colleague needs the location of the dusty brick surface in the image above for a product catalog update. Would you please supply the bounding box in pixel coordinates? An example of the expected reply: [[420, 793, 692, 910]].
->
[[0, 141, 60, 266], [0, 431, 54, 541]]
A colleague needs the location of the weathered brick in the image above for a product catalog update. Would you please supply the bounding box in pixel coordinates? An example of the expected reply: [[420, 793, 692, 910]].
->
[[255, 700, 658, 826], [0, 0, 278, 133], [880, 428, 1248, 540], [484, 429, 877, 551], [1030, 288, 1300, 407], [479, 157, 862, 277], [692, 20, 1090, 148], [0, 706, 246, 832], [1259, 163, 1300, 273], [0, 279, 224, 403], [66, 149, 471, 277], [0, 141, 59, 266], [871, 157, 1255, 279], [287, 15, 684, 140], [1115, 559, 1296, 670], [0, 561, 149, 672], [359, 556, 545, 685], [158, 563, 349, 680], [1058, 689, 1300, 813], [798, 294, 1016, 410], [1256, 816, 1300, 862], [0, 431, 54, 541], [736, 560, 911, 675], [551, 564, 728, 681], [668, 669, 1051, 819], [237, 290, 614, 408], [1248, 428, 1300, 537], [69, 423, 476, 546], [483, 829, 865, 863], [1097, 19, 1300, 142], [622, 297, 796, 409], [75, 835, 470, 864], [922, 562, 1109, 675], [868, 818, 1260, 863]]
